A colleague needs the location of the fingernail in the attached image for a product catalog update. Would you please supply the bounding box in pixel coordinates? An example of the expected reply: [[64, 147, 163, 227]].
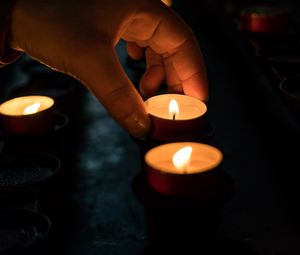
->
[[124, 111, 151, 138], [139, 85, 146, 99]]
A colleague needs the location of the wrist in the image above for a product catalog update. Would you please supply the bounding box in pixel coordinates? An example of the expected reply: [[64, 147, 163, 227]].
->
[[0, 0, 23, 67]]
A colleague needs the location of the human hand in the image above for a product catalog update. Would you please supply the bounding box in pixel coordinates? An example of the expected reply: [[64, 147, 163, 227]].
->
[[10, 0, 208, 137]]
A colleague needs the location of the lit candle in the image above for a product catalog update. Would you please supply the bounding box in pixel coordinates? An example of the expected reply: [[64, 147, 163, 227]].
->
[[145, 94, 207, 141], [145, 142, 223, 197], [0, 95, 55, 135], [241, 5, 289, 34], [23, 102, 41, 115]]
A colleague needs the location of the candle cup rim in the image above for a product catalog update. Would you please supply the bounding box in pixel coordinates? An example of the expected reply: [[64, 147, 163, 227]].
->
[[0, 95, 55, 117], [148, 112, 206, 121], [145, 93, 207, 104], [145, 142, 223, 175], [279, 76, 300, 100], [145, 93, 207, 120], [147, 164, 220, 176]]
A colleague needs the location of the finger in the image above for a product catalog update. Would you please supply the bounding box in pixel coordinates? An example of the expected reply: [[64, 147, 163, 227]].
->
[[163, 54, 183, 94], [139, 47, 165, 98], [130, 2, 208, 101], [163, 38, 208, 102], [71, 42, 150, 138], [126, 41, 145, 60]]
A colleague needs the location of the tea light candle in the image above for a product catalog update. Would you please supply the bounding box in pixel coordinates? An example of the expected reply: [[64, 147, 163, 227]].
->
[[241, 5, 289, 34], [145, 142, 223, 197], [0, 95, 55, 135], [145, 94, 207, 141]]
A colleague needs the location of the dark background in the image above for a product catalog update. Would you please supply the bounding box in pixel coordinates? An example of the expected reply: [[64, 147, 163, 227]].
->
[[0, 0, 299, 254]]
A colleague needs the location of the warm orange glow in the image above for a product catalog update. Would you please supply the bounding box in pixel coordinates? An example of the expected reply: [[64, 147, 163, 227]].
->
[[23, 102, 41, 115], [161, 0, 172, 6], [145, 142, 222, 175], [146, 94, 207, 120], [169, 99, 179, 119], [0, 96, 54, 116], [172, 146, 193, 173]]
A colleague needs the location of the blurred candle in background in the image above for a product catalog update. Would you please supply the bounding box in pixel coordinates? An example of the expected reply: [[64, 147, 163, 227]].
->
[[0, 95, 55, 135]]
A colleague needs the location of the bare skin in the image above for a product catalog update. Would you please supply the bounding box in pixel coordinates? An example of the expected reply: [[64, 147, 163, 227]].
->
[[10, 0, 208, 137]]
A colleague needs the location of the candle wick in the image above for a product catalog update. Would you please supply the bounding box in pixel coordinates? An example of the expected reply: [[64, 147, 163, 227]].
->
[[183, 163, 191, 174], [183, 166, 187, 174], [173, 113, 176, 120]]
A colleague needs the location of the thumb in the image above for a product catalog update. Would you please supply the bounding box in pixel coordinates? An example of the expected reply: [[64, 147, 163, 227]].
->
[[71, 43, 150, 138]]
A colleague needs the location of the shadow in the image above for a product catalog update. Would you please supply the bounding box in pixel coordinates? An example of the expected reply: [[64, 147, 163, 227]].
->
[[131, 172, 236, 254]]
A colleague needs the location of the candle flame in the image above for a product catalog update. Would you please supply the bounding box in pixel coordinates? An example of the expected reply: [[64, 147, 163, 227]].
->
[[23, 102, 41, 115], [169, 99, 179, 119], [172, 146, 193, 173]]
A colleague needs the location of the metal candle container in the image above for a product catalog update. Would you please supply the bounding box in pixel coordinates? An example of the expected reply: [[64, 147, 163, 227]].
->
[[145, 142, 223, 197], [241, 5, 289, 34], [0, 95, 55, 135], [145, 94, 208, 142]]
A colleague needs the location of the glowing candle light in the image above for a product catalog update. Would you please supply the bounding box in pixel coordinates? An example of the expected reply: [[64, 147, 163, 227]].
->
[[23, 102, 41, 115], [0, 96, 55, 135], [241, 5, 289, 34], [145, 142, 223, 197], [145, 94, 207, 141], [169, 99, 179, 120], [172, 146, 192, 173]]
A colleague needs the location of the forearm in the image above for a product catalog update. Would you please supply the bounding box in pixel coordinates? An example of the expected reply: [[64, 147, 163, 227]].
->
[[0, 0, 23, 67]]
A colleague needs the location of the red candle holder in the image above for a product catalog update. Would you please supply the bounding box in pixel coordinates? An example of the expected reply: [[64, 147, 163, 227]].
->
[[144, 142, 224, 198], [0, 95, 55, 135], [241, 5, 289, 34], [145, 94, 208, 142]]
